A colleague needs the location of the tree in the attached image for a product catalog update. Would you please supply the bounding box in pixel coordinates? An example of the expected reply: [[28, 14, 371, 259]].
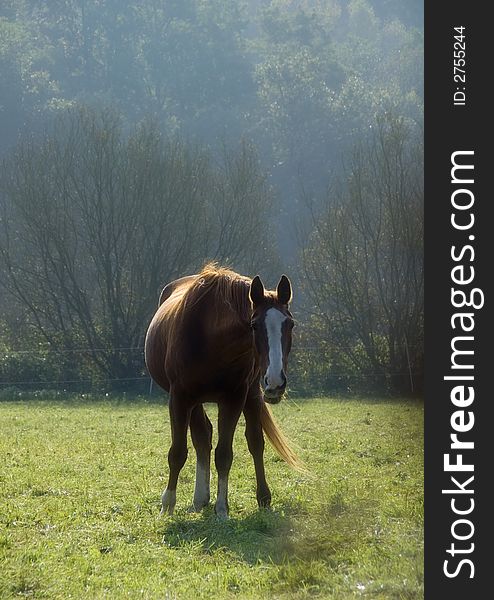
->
[[0, 107, 276, 388], [301, 114, 423, 394], [0, 11, 56, 150]]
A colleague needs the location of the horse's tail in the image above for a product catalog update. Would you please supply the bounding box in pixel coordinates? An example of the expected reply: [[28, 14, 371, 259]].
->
[[260, 402, 307, 473]]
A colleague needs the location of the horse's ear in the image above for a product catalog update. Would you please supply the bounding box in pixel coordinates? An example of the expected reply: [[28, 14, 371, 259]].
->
[[249, 275, 265, 306], [277, 275, 292, 305]]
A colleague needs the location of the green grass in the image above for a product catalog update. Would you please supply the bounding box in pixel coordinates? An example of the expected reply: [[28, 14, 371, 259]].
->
[[0, 397, 423, 599]]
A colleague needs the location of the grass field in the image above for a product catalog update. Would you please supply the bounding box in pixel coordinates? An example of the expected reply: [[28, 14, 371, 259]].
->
[[0, 397, 423, 599]]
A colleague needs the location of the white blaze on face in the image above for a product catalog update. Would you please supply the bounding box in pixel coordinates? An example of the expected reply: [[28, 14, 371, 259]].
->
[[264, 308, 287, 389]]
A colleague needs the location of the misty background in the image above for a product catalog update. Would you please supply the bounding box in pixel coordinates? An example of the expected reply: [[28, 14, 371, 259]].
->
[[0, 0, 423, 396]]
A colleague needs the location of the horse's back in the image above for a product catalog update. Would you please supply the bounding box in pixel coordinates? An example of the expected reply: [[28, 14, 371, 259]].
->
[[158, 275, 196, 306], [145, 276, 196, 392]]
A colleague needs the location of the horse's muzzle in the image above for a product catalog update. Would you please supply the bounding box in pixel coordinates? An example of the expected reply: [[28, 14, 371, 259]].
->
[[264, 395, 282, 405], [263, 385, 286, 404]]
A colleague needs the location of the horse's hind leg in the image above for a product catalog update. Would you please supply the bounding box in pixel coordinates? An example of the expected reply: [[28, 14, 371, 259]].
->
[[189, 404, 213, 511], [214, 401, 243, 519], [244, 395, 271, 508], [161, 393, 190, 516]]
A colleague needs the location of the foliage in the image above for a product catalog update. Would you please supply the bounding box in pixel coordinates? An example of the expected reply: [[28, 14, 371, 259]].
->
[[0, 1, 423, 183], [0, 0, 255, 146], [0, 396, 423, 598], [251, 0, 423, 198]]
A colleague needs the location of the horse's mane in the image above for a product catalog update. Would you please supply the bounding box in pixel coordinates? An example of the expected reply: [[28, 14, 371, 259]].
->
[[186, 263, 253, 322], [163, 263, 276, 340]]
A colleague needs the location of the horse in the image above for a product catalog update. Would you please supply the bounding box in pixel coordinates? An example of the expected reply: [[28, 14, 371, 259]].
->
[[144, 263, 301, 519]]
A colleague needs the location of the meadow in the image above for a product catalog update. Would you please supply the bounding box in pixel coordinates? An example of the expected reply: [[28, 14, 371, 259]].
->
[[0, 397, 423, 599]]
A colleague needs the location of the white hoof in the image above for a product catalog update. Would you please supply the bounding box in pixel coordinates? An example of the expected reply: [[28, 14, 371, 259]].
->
[[214, 502, 229, 520], [192, 464, 210, 513], [160, 489, 176, 516], [191, 493, 210, 512]]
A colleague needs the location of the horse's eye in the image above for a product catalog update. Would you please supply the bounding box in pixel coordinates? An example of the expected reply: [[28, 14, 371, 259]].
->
[[251, 321, 258, 330]]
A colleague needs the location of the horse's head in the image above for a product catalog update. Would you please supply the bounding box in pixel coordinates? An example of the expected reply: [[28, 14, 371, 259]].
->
[[249, 274, 294, 404]]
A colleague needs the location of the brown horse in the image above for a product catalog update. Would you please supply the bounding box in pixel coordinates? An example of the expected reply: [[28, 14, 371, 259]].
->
[[144, 264, 301, 518]]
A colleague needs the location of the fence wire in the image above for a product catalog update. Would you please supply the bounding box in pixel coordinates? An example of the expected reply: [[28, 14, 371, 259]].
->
[[1, 344, 422, 392]]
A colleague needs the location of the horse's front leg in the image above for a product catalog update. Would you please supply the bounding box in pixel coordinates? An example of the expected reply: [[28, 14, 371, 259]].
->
[[214, 399, 244, 519], [244, 394, 271, 508], [161, 392, 190, 516]]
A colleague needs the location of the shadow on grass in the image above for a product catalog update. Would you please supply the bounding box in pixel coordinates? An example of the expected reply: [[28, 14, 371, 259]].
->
[[160, 490, 386, 571], [161, 505, 294, 565]]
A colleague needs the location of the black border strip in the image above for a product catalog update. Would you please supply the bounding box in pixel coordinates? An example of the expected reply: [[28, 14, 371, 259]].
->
[[425, 3, 489, 597]]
